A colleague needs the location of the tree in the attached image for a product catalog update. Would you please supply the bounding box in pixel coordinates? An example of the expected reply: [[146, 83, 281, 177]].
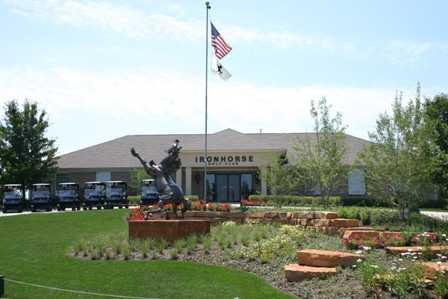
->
[[0, 100, 58, 191], [129, 168, 152, 194], [425, 94, 448, 205], [293, 97, 348, 206], [357, 89, 433, 219], [265, 150, 300, 195]]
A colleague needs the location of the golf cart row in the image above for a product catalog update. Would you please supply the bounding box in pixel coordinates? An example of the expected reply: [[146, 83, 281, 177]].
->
[[2, 181, 129, 213]]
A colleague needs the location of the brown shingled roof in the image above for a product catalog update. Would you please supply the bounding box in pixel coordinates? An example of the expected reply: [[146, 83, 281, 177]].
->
[[57, 128, 370, 169]]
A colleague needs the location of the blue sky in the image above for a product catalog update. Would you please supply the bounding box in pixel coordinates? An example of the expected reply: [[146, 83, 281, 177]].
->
[[0, 0, 447, 154]]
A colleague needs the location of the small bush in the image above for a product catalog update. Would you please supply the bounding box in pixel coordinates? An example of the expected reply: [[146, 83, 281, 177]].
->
[[360, 260, 426, 298], [184, 195, 199, 202], [248, 195, 341, 207], [337, 207, 400, 227], [434, 273, 448, 298]]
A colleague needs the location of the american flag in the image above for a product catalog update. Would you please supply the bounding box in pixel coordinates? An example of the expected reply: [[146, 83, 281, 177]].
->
[[211, 22, 232, 60]]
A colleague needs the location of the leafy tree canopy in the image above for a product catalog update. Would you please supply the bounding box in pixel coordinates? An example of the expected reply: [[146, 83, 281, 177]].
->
[[0, 100, 58, 189], [425, 94, 448, 198], [357, 88, 434, 219]]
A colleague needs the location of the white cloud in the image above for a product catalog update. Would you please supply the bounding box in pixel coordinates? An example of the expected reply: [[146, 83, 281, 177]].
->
[[0, 66, 411, 154], [6, 0, 447, 60], [4, 0, 202, 40], [3, 0, 353, 51]]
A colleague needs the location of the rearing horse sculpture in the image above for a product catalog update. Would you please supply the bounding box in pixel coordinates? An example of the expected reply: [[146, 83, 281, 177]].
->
[[130, 140, 190, 218]]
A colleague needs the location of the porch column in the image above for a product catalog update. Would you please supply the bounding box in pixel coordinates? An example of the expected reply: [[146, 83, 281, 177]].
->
[[185, 167, 192, 195], [176, 168, 182, 185], [260, 167, 267, 195]]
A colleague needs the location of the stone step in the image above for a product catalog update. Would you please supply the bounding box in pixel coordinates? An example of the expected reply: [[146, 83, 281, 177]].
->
[[297, 249, 363, 267], [385, 245, 448, 255], [342, 230, 382, 248], [284, 264, 337, 282], [421, 262, 448, 280], [343, 230, 441, 248], [339, 227, 382, 237]]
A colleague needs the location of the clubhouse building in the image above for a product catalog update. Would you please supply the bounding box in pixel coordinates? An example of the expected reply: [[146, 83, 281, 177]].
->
[[57, 129, 370, 202]]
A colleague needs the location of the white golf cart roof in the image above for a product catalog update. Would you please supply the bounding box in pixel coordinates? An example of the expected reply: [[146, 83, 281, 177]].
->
[[85, 181, 105, 184], [59, 182, 78, 185], [4, 184, 22, 187], [32, 183, 50, 186], [142, 179, 155, 182]]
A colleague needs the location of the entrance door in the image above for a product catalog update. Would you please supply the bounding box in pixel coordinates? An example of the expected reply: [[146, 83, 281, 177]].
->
[[228, 174, 240, 202], [216, 175, 227, 202], [215, 174, 241, 202]]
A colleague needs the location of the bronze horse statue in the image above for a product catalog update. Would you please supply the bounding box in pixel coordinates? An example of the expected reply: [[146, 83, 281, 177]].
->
[[130, 140, 190, 218]]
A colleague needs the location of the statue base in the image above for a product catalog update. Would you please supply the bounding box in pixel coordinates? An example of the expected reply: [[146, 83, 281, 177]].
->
[[128, 219, 210, 242]]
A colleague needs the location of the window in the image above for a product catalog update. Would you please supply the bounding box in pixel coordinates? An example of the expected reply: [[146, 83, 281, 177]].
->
[[206, 174, 216, 201], [348, 169, 366, 195], [96, 171, 111, 182], [241, 174, 253, 200]]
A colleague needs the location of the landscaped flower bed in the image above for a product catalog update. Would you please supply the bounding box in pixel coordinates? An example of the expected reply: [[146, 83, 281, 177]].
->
[[72, 208, 448, 298], [70, 222, 369, 298]]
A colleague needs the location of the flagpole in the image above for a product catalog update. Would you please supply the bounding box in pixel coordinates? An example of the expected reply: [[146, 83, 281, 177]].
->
[[204, 1, 210, 202]]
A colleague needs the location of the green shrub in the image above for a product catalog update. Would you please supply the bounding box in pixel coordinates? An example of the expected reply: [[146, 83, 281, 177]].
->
[[434, 273, 448, 298], [248, 195, 341, 207], [341, 195, 378, 207], [360, 261, 425, 298], [359, 209, 371, 225], [389, 265, 425, 298], [337, 207, 400, 227], [184, 195, 199, 202]]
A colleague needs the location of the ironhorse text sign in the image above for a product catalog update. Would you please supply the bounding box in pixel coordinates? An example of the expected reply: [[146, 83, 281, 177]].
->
[[194, 154, 255, 166]]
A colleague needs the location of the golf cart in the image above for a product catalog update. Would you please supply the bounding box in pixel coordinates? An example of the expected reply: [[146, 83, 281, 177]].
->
[[83, 181, 106, 210], [2, 184, 24, 213], [104, 181, 129, 209], [30, 183, 52, 212], [56, 182, 80, 211], [140, 179, 160, 205]]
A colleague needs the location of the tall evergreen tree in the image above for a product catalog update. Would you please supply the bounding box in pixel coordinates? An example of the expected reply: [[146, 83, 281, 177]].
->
[[0, 100, 58, 191]]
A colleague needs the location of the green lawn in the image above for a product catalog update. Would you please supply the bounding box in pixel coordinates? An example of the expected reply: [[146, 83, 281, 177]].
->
[[0, 210, 291, 299]]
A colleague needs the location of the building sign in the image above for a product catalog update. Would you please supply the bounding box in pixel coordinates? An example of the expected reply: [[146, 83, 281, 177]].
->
[[195, 154, 254, 166]]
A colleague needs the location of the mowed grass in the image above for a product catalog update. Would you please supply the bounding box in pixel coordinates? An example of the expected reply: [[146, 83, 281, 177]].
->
[[0, 210, 291, 299]]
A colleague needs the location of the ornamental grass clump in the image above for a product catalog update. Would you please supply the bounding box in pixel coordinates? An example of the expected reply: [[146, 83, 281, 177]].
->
[[121, 241, 131, 260], [185, 235, 198, 254], [72, 238, 87, 256], [174, 239, 187, 253], [169, 248, 178, 260], [141, 240, 151, 258], [202, 237, 212, 254], [105, 249, 113, 260]]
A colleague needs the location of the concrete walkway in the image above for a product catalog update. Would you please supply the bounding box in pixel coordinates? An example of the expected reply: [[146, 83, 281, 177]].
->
[[421, 211, 448, 221]]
